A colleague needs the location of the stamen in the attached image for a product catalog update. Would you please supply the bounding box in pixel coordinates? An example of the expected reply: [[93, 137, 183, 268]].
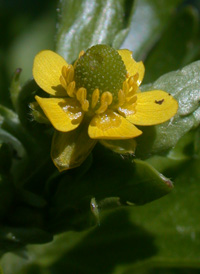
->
[[76, 87, 89, 111], [60, 75, 67, 90], [82, 100, 89, 112], [62, 66, 68, 78], [126, 74, 139, 97], [74, 50, 85, 67], [128, 95, 137, 105], [128, 76, 135, 87], [118, 95, 137, 117], [133, 73, 139, 82], [123, 81, 129, 95], [66, 65, 74, 83], [91, 89, 100, 109], [76, 87, 87, 104], [127, 87, 137, 97], [101, 91, 113, 106], [118, 89, 126, 106], [67, 81, 76, 97], [95, 91, 113, 114], [95, 102, 108, 114], [79, 50, 85, 58]]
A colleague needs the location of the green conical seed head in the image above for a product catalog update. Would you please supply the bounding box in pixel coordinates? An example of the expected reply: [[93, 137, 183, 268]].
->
[[74, 44, 127, 103]]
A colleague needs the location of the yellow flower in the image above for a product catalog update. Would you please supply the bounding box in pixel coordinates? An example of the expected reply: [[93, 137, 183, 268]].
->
[[33, 45, 178, 171]]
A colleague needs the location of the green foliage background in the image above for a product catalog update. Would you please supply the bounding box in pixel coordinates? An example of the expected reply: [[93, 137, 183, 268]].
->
[[0, 0, 200, 273]]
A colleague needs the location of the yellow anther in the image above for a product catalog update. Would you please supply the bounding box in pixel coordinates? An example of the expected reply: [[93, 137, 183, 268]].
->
[[76, 88, 89, 112], [126, 75, 139, 97], [67, 81, 76, 97], [118, 89, 126, 106], [118, 103, 136, 117], [95, 102, 108, 114], [118, 95, 137, 117], [66, 65, 74, 83], [128, 76, 135, 87], [101, 91, 113, 106], [79, 50, 85, 58], [76, 87, 87, 104], [129, 95, 137, 104], [123, 81, 129, 95], [82, 100, 89, 112], [133, 73, 139, 82], [127, 89, 137, 98], [61, 65, 68, 78], [74, 50, 85, 68], [91, 89, 100, 109], [60, 75, 67, 90], [95, 91, 113, 114]]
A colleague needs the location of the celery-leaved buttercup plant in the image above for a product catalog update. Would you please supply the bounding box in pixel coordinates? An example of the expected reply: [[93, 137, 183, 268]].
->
[[33, 44, 178, 171]]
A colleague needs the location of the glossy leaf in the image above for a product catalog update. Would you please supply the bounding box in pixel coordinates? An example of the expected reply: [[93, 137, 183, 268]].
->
[[0, 105, 26, 145], [0, 104, 29, 158], [2, 159, 200, 274], [0, 129, 25, 159], [121, 0, 183, 60], [143, 7, 200, 84], [136, 60, 200, 158], [56, 0, 135, 63], [46, 145, 173, 233], [121, 159, 200, 273]]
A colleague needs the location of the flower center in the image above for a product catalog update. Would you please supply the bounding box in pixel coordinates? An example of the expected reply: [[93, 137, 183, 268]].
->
[[60, 45, 139, 115], [74, 44, 127, 103]]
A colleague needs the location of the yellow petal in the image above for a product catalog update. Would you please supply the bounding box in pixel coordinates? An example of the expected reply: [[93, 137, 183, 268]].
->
[[126, 90, 178, 126], [88, 110, 142, 140], [35, 96, 83, 132], [118, 49, 145, 86], [51, 122, 97, 171], [33, 50, 68, 96]]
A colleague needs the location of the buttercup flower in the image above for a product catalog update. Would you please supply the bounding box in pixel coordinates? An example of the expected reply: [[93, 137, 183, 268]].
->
[[33, 44, 178, 171]]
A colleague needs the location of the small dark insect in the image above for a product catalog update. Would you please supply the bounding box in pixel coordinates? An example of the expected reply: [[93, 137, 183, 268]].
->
[[155, 99, 164, 105]]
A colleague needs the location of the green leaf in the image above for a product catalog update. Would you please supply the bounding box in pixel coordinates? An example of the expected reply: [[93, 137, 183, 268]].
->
[[143, 7, 200, 84], [0, 129, 25, 159], [0, 175, 13, 220], [0, 226, 53, 255], [120, 159, 200, 273], [10, 68, 22, 111], [2, 159, 199, 274], [47, 146, 173, 233], [0, 105, 24, 142], [56, 0, 135, 63], [7, 13, 55, 84], [167, 130, 198, 160], [121, 0, 183, 60], [136, 60, 200, 158], [16, 189, 47, 209]]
